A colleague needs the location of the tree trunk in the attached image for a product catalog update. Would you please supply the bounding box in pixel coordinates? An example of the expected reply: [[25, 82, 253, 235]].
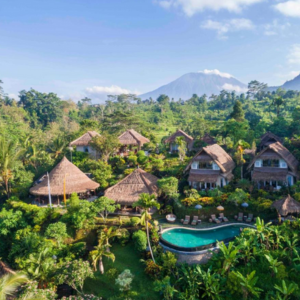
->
[[146, 221, 155, 263], [99, 258, 104, 274]]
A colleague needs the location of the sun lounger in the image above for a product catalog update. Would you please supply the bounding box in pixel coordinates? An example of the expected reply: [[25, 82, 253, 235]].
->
[[237, 212, 243, 222], [191, 216, 199, 226], [183, 215, 190, 225], [246, 214, 253, 223], [219, 213, 228, 222], [211, 214, 221, 224]]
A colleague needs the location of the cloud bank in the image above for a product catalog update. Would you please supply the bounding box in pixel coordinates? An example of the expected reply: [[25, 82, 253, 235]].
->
[[274, 0, 300, 17], [198, 69, 233, 78]]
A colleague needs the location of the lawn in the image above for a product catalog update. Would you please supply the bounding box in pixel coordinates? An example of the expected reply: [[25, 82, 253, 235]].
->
[[84, 242, 160, 300]]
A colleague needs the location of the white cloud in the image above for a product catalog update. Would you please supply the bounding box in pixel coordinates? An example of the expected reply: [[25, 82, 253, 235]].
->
[[222, 83, 248, 93], [275, 70, 300, 84], [201, 18, 254, 38], [287, 44, 300, 64], [274, 0, 300, 17], [264, 19, 290, 36], [156, 0, 264, 16], [199, 69, 234, 78]]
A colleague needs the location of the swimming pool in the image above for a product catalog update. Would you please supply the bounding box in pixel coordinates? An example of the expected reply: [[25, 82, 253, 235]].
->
[[160, 224, 253, 252]]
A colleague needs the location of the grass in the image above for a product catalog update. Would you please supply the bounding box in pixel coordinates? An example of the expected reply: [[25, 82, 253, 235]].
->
[[84, 242, 160, 300]]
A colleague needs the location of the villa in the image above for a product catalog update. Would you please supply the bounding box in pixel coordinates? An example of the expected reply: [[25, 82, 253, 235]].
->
[[248, 142, 299, 189], [184, 144, 235, 190], [259, 131, 283, 151], [69, 131, 101, 158], [118, 129, 150, 155], [164, 129, 194, 153], [104, 168, 158, 210]]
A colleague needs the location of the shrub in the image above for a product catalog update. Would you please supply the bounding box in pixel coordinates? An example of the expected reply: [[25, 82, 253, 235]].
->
[[116, 228, 130, 246], [144, 260, 162, 279], [132, 230, 147, 251], [130, 217, 141, 227], [115, 269, 134, 292], [107, 268, 119, 281], [69, 242, 87, 257], [198, 197, 214, 206], [181, 197, 197, 207]]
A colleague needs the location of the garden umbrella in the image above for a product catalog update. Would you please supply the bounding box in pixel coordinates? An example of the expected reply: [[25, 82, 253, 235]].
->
[[195, 204, 202, 216], [217, 206, 224, 211], [241, 202, 249, 208]]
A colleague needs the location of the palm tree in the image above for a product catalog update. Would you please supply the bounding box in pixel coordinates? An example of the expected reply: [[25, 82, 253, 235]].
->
[[0, 272, 28, 300], [99, 226, 121, 252], [25, 248, 55, 288], [89, 241, 115, 274], [234, 140, 249, 179], [175, 136, 187, 161], [274, 280, 299, 300], [234, 271, 262, 300], [255, 217, 271, 246], [218, 242, 239, 274], [132, 193, 160, 263], [284, 233, 298, 263], [48, 136, 67, 159], [0, 138, 24, 198]]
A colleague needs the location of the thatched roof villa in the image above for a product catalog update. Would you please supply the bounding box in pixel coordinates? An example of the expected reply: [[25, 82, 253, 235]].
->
[[259, 132, 283, 150], [30, 157, 99, 203], [248, 142, 299, 189], [104, 168, 158, 207], [164, 129, 194, 152], [118, 129, 150, 154], [184, 144, 235, 190], [69, 131, 100, 158], [272, 195, 300, 216]]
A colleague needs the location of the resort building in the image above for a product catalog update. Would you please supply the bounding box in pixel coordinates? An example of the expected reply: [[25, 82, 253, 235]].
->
[[272, 195, 300, 217], [164, 129, 194, 153], [259, 132, 283, 150], [69, 131, 100, 158], [184, 144, 235, 190], [104, 168, 158, 211], [248, 142, 299, 189], [118, 129, 150, 155], [30, 157, 99, 205]]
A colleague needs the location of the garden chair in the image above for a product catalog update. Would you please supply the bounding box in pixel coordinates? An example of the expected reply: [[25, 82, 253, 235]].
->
[[191, 216, 199, 226], [211, 214, 221, 224], [237, 212, 243, 222], [182, 215, 190, 225], [246, 214, 253, 223], [219, 213, 228, 222]]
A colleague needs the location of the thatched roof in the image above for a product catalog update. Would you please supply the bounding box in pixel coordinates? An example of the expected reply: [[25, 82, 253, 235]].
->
[[272, 195, 300, 216], [118, 129, 150, 146], [164, 130, 194, 144], [70, 131, 100, 147], [104, 168, 158, 205], [201, 133, 216, 145], [252, 168, 288, 181], [260, 132, 283, 148], [184, 144, 235, 174], [30, 157, 99, 196], [248, 142, 299, 173]]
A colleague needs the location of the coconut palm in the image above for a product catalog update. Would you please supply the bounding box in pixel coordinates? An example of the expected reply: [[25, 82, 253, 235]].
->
[[132, 193, 160, 263], [0, 138, 24, 198], [234, 271, 262, 300], [89, 241, 115, 274], [275, 280, 299, 300], [0, 272, 28, 300]]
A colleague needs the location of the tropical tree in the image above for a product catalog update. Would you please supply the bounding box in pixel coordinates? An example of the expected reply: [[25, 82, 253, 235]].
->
[[230, 100, 244, 122], [255, 217, 271, 245], [265, 254, 283, 277], [98, 226, 121, 249], [218, 241, 239, 274], [175, 136, 187, 161], [0, 138, 24, 198], [274, 280, 299, 300], [233, 271, 262, 300], [234, 140, 250, 179], [0, 272, 28, 300], [132, 193, 160, 263], [93, 197, 120, 223], [89, 240, 115, 274]]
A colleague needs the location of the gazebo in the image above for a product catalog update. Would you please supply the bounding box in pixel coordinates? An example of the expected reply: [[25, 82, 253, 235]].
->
[[271, 195, 300, 216], [30, 157, 99, 205], [104, 168, 158, 211], [118, 129, 150, 155]]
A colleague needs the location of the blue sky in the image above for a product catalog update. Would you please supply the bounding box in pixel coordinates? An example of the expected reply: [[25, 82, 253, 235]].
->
[[1, 0, 300, 102]]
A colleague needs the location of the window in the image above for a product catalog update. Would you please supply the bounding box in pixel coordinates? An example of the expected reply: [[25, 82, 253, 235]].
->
[[199, 161, 213, 169], [84, 146, 89, 153], [213, 163, 220, 170], [280, 159, 287, 168], [191, 162, 198, 169], [262, 159, 279, 167], [255, 160, 262, 167]]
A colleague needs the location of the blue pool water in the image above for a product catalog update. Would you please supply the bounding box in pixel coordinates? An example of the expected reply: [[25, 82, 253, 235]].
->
[[161, 225, 248, 249]]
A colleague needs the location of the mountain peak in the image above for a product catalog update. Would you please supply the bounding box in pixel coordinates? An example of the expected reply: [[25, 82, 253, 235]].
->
[[139, 70, 246, 100]]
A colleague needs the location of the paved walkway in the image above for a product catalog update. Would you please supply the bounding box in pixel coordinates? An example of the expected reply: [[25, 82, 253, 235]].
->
[[176, 249, 219, 265]]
